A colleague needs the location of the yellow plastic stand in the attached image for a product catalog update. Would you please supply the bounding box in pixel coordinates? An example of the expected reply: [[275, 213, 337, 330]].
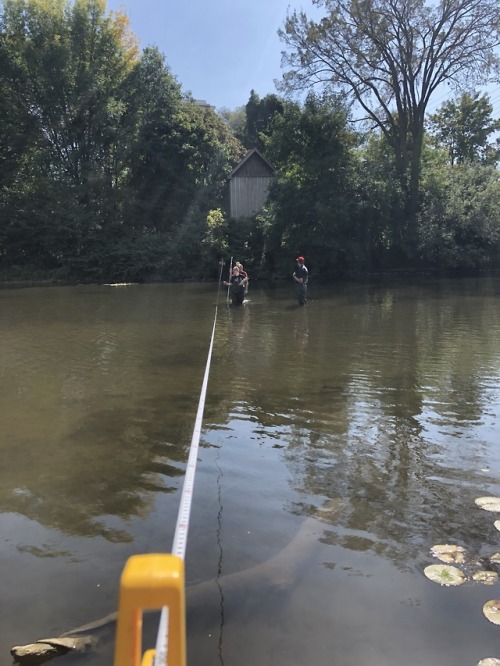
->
[[114, 554, 186, 666], [140, 650, 156, 666]]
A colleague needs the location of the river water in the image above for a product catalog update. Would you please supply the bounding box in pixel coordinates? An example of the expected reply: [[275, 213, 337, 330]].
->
[[2, 277, 500, 666]]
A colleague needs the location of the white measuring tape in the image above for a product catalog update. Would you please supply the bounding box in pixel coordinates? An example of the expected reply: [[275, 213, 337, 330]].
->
[[155, 270, 224, 666], [172, 312, 218, 558]]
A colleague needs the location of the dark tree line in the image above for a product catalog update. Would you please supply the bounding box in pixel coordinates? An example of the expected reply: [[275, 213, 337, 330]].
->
[[279, 0, 500, 263], [0, 0, 245, 282], [1, 0, 500, 284]]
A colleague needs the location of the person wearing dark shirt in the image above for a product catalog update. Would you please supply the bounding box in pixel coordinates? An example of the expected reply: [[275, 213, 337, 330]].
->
[[292, 256, 308, 305], [224, 266, 248, 305]]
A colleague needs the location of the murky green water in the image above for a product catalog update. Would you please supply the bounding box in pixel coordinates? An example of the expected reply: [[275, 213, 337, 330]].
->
[[3, 277, 500, 666]]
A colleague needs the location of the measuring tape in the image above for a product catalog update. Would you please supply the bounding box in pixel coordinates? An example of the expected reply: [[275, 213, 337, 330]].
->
[[172, 312, 218, 558], [153, 271, 223, 666]]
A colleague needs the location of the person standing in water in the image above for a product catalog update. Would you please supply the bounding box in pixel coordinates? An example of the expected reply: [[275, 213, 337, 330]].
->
[[292, 256, 308, 305], [235, 262, 249, 294], [224, 266, 248, 305]]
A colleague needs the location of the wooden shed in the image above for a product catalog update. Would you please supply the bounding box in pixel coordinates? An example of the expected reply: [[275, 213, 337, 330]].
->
[[228, 148, 274, 220]]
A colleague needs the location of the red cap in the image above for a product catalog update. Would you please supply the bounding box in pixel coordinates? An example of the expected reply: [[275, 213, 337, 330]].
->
[[296, 256, 305, 262]]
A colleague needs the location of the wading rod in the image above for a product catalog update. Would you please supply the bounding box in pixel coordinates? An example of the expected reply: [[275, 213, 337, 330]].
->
[[227, 256, 233, 302]]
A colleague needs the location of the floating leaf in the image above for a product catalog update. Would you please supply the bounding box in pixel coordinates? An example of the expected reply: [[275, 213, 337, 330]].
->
[[475, 497, 500, 512], [477, 659, 500, 666], [424, 564, 466, 586], [473, 571, 499, 585], [430, 544, 466, 564], [494, 521, 500, 532], [483, 600, 500, 625]]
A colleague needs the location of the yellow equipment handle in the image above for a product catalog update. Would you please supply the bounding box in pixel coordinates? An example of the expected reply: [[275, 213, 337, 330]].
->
[[114, 554, 186, 666]]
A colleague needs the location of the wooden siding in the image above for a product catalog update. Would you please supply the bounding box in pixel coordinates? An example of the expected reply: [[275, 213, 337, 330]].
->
[[233, 152, 273, 178], [228, 149, 274, 219], [229, 175, 272, 219]]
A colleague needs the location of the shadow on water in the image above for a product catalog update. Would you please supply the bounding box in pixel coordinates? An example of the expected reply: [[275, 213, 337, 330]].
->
[[4, 278, 500, 665]]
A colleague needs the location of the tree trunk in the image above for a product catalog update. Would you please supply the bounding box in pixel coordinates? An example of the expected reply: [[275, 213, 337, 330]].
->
[[405, 123, 424, 264]]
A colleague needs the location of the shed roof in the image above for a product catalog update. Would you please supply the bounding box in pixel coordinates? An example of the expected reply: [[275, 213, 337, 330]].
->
[[228, 148, 274, 180]]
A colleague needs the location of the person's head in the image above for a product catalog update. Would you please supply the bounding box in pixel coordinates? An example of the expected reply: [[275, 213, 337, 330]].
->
[[232, 267, 240, 275], [235, 261, 243, 269], [296, 256, 305, 265]]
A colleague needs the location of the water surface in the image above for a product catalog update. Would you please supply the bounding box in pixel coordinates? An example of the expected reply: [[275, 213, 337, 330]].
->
[[2, 277, 500, 666]]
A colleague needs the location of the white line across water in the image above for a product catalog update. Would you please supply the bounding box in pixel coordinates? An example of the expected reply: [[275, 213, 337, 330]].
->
[[155, 267, 224, 666], [172, 311, 218, 558]]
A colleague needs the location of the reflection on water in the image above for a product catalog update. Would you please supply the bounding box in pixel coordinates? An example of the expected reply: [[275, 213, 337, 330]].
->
[[3, 277, 500, 665], [0, 285, 212, 545]]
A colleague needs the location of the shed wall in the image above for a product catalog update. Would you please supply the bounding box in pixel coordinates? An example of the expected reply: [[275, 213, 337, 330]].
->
[[229, 176, 272, 219], [235, 155, 273, 178]]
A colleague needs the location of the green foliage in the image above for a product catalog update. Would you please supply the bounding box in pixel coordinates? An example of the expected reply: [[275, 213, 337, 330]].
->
[[1, 0, 139, 187], [418, 162, 500, 268], [0, 0, 245, 282], [120, 47, 189, 232], [218, 105, 246, 144], [1, 0, 500, 283], [243, 90, 285, 151], [202, 208, 228, 267], [261, 93, 362, 276], [354, 134, 406, 268], [226, 214, 266, 275], [280, 0, 500, 261], [428, 92, 500, 166], [0, 0, 140, 276]]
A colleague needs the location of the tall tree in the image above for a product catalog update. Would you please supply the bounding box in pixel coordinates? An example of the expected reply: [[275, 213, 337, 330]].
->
[[244, 90, 285, 151], [164, 100, 246, 275], [0, 0, 139, 272], [218, 105, 246, 144], [1, 0, 139, 188], [262, 93, 359, 275], [121, 46, 185, 232], [428, 92, 500, 166], [279, 0, 500, 262]]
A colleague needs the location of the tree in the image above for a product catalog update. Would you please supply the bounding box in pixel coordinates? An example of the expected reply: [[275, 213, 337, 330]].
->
[[418, 161, 500, 267], [428, 92, 500, 166], [120, 46, 186, 232], [0, 0, 140, 273], [244, 90, 285, 151], [1, 0, 139, 188], [262, 93, 360, 275], [280, 0, 500, 262], [159, 101, 246, 278], [218, 105, 246, 144], [355, 132, 406, 268]]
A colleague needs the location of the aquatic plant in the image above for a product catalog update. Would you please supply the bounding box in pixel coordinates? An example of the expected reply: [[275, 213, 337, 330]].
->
[[424, 564, 466, 586]]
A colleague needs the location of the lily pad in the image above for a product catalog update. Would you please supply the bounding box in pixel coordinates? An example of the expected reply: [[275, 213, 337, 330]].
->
[[483, 600, 500, 625], [473, 571, 499, 585], [475, 497, 500, 512], [424, 564, 466, 586], [494, 520, 500, 532], [477, 659, 500, 666], [430, 544, 466, 564]]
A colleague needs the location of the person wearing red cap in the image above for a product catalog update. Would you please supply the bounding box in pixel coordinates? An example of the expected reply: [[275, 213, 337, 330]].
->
[[292, 256, 308, 305]]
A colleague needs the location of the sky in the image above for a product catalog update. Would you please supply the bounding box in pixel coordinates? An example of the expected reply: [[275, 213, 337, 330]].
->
[[105, 0, 500, 117], [105, 0, 319, 111]]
